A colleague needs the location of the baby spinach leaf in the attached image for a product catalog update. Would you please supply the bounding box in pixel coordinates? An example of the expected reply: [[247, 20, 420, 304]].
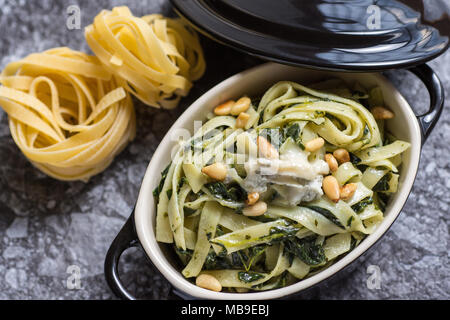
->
[[351, 197, 373, 214], [263, 224, 300, 245], [205, 182, 229, 200], [272, 271, 289, 289], [373, 173, 391, 192], [178, 177, 187, 190], [215, 225, 226, 237], [350, 153, 368, 172], [284, 123, 306, 150], [227, 184, 248, 202], [377, 192, 390, 211], [347, 216, 354, 227], [238, 245, 268, 272], [183, 207, 197, 217], [204, 249, 235, 270], [205, 182, 247, 202], [350, 236, 358, 251], [231, 252, 244, 268], [175, 247, 194, 265], [285, 123, 300, 140], [284, 236, 326, 266], [305, 206, 345, 229], [238, 271, 265, 283], [153, 163, 172, 199], [212, 242, 228, 258], [248, 215, 278, 223]]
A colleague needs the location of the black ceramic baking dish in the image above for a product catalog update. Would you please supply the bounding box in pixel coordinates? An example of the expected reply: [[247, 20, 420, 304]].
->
[[104, 0, 448, 300]]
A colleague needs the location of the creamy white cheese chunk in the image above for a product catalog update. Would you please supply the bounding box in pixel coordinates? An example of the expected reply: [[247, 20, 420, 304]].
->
[[272, 176, 324, 205], [243, 141, 329, 205]]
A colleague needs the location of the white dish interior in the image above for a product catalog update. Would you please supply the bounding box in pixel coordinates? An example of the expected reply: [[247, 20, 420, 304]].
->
[[134, 63, 422, 300]]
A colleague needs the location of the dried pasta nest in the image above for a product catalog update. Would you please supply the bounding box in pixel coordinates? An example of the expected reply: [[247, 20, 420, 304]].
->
[[0, 47, 136, 182], [85, 6, 206, 109]]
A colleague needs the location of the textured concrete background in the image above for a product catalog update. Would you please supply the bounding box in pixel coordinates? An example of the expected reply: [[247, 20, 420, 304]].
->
[[0, 0, 448, 300]]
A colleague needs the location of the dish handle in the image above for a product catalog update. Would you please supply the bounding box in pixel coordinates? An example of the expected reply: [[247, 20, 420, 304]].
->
[[407, 63, 445, 144], [104, 212, 139, 300], [104, 211, 192, 300]]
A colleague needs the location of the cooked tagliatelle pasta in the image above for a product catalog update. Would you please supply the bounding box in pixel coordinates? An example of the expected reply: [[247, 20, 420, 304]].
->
[[154, 80, 410, 292], [0, 47, 136, 182], [85, 6, 206, 109]]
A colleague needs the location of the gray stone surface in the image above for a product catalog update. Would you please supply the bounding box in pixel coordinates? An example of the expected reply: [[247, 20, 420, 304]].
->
[[0, 0, 448, 300]]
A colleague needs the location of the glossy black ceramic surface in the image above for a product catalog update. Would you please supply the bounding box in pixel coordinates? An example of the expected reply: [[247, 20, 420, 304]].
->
[[171, 0, 449, 72]]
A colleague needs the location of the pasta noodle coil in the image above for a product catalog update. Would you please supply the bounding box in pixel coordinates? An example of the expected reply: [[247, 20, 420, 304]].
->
[[0, 47, 136, 181], [85, 6, 206, 109], [155, 80, 410, 292]]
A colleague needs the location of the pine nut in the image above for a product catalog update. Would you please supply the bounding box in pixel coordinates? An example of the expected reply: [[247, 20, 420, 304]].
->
[[325, 154, 339, 172], [231, 97, 251, 115], [333, 148, 350, 164], [257, 136, 279, 159], [246, 192, 260, 206], [243, 201, 268, 217], [235, 112, 250, 129], [323, 176, 340, 203], [214, 100, 234, 116], [196, 274, 222, 292], [305, 138, 325, 152], [340, 183, 357, 200], [371, 106, 395, 120], [202, 163, 227, 181]]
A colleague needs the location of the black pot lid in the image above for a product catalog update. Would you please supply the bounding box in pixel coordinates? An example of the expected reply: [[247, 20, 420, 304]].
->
[[171, 0, 449, 72]]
